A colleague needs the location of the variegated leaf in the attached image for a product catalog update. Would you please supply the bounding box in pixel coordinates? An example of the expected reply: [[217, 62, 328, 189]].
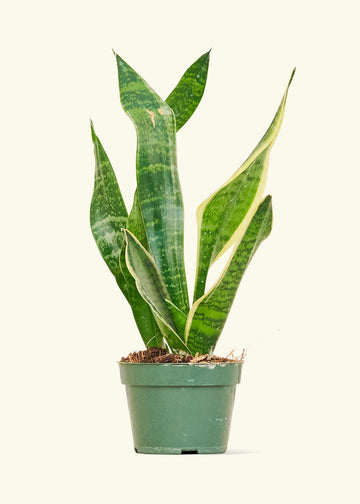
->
[[124, 49, 211, 288], [123, 229, 190, 353], [90, 123, 163, 347], [186, 196, 273, 355], [193, 70, 295, 302], [166, 50, 210, 131], [90, 121, 128, 291], [116, 53, 190, 315]]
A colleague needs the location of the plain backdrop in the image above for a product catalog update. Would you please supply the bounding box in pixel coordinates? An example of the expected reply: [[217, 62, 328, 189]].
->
[[1, 0, 359, 502]]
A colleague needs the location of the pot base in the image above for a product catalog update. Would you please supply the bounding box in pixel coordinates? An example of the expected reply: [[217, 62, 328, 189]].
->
[[134, 446, 226, 454]]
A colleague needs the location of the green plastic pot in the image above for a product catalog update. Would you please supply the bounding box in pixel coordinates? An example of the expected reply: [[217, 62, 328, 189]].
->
[[119, 361, 243, 454]]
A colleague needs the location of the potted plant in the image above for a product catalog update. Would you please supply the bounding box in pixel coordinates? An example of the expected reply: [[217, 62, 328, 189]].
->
[[90, 50, 294, 454]]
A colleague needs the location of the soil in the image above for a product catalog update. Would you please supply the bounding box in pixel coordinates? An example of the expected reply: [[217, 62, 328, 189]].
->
[[120, 347, 245, 364]]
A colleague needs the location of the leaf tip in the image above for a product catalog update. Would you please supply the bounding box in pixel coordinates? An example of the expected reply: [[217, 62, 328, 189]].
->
[[289, 67, 296, 86], [201, 49, 211, 66], [121, 228, 133, 246], [90, 120, 96, 142], [120, 228, 128, 246], [261, 194, 273, 211], [114, 51, 127, 69]]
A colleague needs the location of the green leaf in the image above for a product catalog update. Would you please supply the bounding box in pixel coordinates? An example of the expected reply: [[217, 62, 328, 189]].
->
[[90, 121, 128, 292], [165, 50, 210, 131], [123, 49, 211, 281], [116, 53, 190, 315], [126, 189, 148, 248], [193, 70, 295, 302], [90, 123, 163, 348], [123, 229, 190, 353], [122, 194, 187, 346], [119, 243, 164, 348], [185, 196, 273, 355]]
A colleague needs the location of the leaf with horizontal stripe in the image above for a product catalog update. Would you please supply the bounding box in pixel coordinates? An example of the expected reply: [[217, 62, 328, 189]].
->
[[124, 50, 211, 270], [90, 123, 163, 347], [186, 196, 273, 355], [193, 70, 295, 302], [90, 121, 128, 291], [116, 53, 190, 315], [166, 50, 210, 131]]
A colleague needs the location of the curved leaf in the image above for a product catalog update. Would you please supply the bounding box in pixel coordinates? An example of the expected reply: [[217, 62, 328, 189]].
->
[[123, 229, 190, 353], [186, 196, 273, 355], [116, 53, 189, 315], [193, 69, 295, 302], [165, 50, 210, 131]]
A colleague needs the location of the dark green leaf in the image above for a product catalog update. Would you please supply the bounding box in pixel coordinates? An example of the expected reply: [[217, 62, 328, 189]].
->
[[90, 122, 128, 291], [116, 53, 190, 315], [166, 50, 210, 131], [90, 123, 163, 347]]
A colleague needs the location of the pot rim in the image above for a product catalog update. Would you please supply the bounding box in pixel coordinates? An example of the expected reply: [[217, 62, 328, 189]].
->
[[119, 360, 243, 386], [118, 361, 244, 366]]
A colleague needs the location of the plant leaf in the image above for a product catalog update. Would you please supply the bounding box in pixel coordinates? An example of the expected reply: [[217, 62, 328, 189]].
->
[[123, 49, 211, 284], [193, 69, 295, 302], [119, 243, 164, 348], [90, 123, 163, 347], [165, 50, 210, 131], [126, 189, 148, 248], [90, 121, 128, 291], [123, 229, 190, 353], [186, 196, 273, 355], [116, 53, 189, 315]]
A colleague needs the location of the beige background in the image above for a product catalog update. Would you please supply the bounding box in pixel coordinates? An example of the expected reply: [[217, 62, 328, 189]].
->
[[1, 0, 359, 502]]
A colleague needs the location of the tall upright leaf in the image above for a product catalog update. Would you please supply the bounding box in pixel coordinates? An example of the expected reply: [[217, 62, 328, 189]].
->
[[166, 50, 210, 131], [193, 70, 295, 302], [90, 123, 163, 347], [186, 196, 273, 355], [116, 53, 189, 315], [125, 50, 211, 267]]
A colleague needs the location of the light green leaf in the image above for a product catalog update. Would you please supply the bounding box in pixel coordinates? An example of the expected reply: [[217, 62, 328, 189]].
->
[[193, 70, 295, 302], [116, 53, 190, 316], [186, 196, 273, 355], [116, 241, 163, 347], [165, 50, 210, 131], [123, 229, 190, 353]]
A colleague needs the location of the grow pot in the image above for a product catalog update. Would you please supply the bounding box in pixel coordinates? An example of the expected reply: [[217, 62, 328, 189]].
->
[[119, 361, 243, 454]]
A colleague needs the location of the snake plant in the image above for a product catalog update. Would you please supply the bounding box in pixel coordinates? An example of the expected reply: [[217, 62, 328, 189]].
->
[[90, 50, 294, 356]]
